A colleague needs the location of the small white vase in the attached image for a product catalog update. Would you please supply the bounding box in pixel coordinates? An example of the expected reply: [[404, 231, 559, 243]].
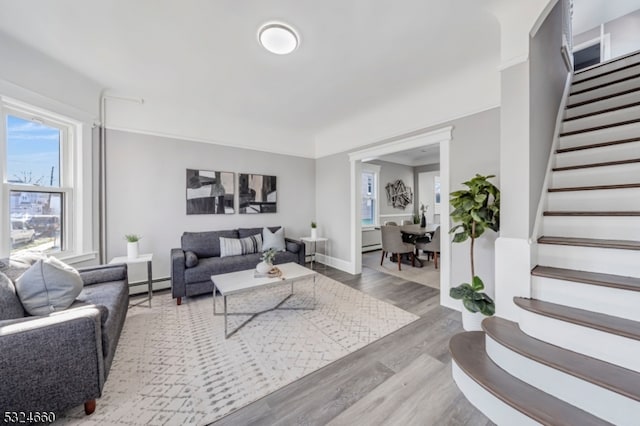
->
[[256, 261, 272, 274], [127, 241, 139, 259], [311, 228, 317, 240], [462, 309, 486, 331]]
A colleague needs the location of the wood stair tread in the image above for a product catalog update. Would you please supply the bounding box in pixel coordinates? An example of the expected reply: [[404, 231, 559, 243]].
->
[[559, 117, 640, 137], [514, 298, 640, 342], [543, 211, 640, 216], [531, 265, 640, 292], [483, 317, 640, 402], [564, 101, 640, 122], [449, 332, 612, 426], [573, 60, 640, 85], [566, 87, 640, 109], [538, 236, 640, 251], [553, 159, 640, 171], [570, 73, 640, 96], [556, 137, 640, 153], [549, 183, 640, 192]]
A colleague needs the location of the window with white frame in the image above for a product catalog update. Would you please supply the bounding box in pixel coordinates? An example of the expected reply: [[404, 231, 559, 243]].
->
[[361, 163, 380, 226], [2, 102, 76, 257]]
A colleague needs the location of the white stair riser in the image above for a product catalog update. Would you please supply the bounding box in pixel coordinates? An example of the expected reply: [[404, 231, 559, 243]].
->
[[558, 122, 640, 150], [519, 309, 640, 372], [531, 276, 640, 322], [538, 244, 640, 277], [551, 163, 640, 187], [547, 187, 640, 211], [568, 76, 640, 105], [562, 104, 640, 134], [565, 89, 640, 120], [486, 336, 640, 425], [571, 63, 640, 93], [574, 54, 640, 83], [542, 216, 640, 240], [451, 362, 540, 426], [555, 141, 640, 167]]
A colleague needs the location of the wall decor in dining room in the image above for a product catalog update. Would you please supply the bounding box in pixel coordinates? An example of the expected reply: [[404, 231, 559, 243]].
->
[[239, 173, 277, 213], [186, 169, 235, 215], [385, 179, 413, 209]]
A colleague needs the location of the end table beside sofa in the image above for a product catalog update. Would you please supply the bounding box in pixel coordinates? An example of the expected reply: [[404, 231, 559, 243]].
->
[[170, 226, 305, 305]]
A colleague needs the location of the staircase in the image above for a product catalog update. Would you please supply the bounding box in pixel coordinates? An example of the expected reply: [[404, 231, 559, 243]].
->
[[450, 51, 640, 425]]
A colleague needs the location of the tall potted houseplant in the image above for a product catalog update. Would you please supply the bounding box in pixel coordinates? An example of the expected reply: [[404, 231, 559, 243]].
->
[[449, 174, 500, 331]]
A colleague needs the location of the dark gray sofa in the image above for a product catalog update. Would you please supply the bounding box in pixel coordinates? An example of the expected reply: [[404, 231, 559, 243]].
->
[[0, 263, 129, 416], [171, 226, 305, 305]]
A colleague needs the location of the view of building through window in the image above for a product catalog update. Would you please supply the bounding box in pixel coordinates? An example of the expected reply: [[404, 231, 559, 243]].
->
[[6, 114, 64, 255]]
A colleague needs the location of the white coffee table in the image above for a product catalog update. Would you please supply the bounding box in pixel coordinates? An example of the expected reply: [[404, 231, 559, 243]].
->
[[211, 262, 317, 338]]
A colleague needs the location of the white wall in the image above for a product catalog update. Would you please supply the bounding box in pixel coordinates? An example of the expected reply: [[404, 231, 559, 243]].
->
[[314, 60, 500, 158], [0, 31, 101, 261], [367, 160, 415, 218], [0, 31, 101, 119], [315, 152, 351, 262], [418, 171, 439, 224], [530, 1, 570, 235], [607, 9, 640, 58], [316, 108, 500, 293], [106, 97, 316, 159], [105, 129, 316, 281]]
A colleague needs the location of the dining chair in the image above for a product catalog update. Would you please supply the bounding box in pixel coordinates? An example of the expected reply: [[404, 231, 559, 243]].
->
[[401, 219, 413, 226], [380, 225, 415, 270], [384, 221, 398, 226], [415, 226, 441, 269]]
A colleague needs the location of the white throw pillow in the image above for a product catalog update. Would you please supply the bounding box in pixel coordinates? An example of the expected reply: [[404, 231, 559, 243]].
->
[[15, 257, 83, 316], [262, 227, 286, 252]]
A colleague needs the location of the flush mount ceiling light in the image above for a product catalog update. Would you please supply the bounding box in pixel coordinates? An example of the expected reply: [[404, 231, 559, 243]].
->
[[258, 22, 299, 55]]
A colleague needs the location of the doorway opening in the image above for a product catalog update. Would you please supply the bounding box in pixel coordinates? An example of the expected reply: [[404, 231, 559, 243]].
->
[[348, 126, 454, 308]]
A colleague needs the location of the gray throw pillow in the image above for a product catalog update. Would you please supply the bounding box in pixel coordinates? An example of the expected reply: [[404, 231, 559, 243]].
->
[[262, 227, 286, 252], [185, 251, 199, 268], [0, 272, 25, 320], [15, 257, 83, 316]]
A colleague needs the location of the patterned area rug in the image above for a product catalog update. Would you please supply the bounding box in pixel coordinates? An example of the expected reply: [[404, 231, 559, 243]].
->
[[57, 274, 418, 425], [362, 250, 440, 289]]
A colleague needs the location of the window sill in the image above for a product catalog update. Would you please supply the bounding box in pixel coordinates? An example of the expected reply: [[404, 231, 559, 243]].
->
[[56, 251, 98, 265]]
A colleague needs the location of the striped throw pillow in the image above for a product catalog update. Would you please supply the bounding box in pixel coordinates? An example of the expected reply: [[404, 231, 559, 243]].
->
[[219, 234, 263, 258]]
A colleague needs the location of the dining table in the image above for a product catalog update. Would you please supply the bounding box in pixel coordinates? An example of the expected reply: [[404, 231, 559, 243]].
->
[[392, 223, 440, 268]]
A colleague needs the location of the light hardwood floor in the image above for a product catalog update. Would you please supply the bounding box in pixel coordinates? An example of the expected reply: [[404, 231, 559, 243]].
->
[[211, 264, 493, 426]]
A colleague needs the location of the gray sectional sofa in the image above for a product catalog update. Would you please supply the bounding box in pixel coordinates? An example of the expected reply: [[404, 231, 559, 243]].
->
[[0, 263, 129, 416], [171, 226, 305, 305]]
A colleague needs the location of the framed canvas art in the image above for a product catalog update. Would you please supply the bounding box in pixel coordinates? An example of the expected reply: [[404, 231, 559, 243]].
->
[[186, 169, 235, 214], [238, 173, 277, 213]]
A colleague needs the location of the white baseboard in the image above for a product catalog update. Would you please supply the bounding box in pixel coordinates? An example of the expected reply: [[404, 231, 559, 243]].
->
[[315, 253, 356, 274]]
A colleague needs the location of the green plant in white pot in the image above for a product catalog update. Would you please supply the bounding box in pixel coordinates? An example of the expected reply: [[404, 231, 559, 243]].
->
[[124, 234, 142, 259], [257, 248, 277, 274], [448, 174, 500, 331], [310, 221, 317, 240]]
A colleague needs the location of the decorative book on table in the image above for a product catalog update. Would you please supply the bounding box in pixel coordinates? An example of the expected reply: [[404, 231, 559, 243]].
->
[[254, 267, 282, 278]]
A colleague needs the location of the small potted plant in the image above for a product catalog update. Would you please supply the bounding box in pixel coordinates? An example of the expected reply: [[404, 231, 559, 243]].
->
[[124, 234, 142, 259], [257, 248, 277, 274], [449, 174, 500, 330], [311, 221, 317, 240]]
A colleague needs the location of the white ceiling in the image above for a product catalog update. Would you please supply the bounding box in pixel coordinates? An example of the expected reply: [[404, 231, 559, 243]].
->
[[0, 0, 500, 135]]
